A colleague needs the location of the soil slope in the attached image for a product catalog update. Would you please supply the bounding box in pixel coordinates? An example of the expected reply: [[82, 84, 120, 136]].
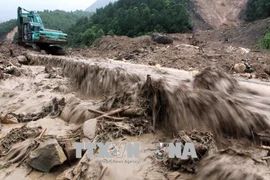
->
[[192, 0, 248, 29]]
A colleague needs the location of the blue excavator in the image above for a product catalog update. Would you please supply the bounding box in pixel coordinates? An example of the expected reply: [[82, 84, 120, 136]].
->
[[17, 7, 68, 55]]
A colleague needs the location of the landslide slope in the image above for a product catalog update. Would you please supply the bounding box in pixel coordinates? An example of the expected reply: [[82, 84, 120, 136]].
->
[[191, 0, 248, 29]]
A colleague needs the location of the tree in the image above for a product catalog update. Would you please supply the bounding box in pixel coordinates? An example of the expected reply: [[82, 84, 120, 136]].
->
[[66, 0, 192, 47], [107, 30, 114, 35]]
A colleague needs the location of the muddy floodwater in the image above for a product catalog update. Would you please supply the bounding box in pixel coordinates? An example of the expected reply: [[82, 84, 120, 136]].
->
[[0, 53, 270, 180]]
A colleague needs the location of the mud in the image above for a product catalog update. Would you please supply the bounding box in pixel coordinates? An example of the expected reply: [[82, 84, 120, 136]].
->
[[1, 29, 270, 180]]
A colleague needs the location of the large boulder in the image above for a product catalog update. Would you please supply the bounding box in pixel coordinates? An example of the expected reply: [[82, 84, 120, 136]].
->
[[28, 138, 67, 172], [17, 55, 28, 65], [4, 66, 21, 76], [233, 63, 246, 73], [151, 33, 173, 44], [83, 118, 98, 140]]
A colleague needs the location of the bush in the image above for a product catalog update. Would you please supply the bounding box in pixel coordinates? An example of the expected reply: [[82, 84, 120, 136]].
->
[[260, 32, 270, 49]]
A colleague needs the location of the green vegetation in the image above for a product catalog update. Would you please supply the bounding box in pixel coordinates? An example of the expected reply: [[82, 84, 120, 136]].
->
[[0, 10, 92, 40], [0, 19, 17, 40], [260, 32, 270, 49], [67, 0, 192, 47], [244, 0, 270, 49], [245, 0, 270, 21], [38, 10, 92, 31]]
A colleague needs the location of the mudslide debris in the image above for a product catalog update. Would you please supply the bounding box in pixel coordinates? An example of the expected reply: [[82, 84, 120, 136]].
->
[[0, 125, 42, 150], [6, 97, 65, 123], [154, 131, 215, 173], [0, 35, 270, 179]]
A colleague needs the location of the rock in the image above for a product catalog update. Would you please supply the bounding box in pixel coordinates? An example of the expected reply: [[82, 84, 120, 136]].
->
[[4, 66, 21, 76], [233, 63, 246, 73], [148, 61, 156, 66], [0, 113, 19, 124], [17, 55, 28, 65], [63, 140, 76, 163], [9, 58, 21, 67], [83, 118, 97, 140], [237, 47, 250, 54], [151, 33, 173, 44], [28, 138, 67, 172], [4, 66, 15, 74]]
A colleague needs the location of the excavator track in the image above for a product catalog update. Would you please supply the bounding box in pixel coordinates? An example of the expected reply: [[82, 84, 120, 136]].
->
[[32, 44, 66, 56], [44, 45, 66, 56]]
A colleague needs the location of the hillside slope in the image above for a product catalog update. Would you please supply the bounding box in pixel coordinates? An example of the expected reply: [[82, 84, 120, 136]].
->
[[192, 0, 248, 28], [197, 17, 270, 49], [86, 0, 118, 12]]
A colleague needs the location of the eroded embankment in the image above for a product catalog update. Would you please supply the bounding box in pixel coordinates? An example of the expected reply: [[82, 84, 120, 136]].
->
[[26, 54, 270, 142]]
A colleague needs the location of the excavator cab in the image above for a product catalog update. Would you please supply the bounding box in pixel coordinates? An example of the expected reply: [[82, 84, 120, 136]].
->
[[17, 7, 68, 55], [23, 22, 42, 42]]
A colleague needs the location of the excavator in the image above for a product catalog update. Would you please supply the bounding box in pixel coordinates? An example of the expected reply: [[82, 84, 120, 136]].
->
[[17, 7, 68, 55]]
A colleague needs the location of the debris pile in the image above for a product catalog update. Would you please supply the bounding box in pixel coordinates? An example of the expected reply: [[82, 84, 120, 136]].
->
[[154, 130, 215, 173], [0, 125, 42, 150]]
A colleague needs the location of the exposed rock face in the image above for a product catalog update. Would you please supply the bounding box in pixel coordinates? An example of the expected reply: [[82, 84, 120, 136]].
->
[[28, 138, 67, 172]]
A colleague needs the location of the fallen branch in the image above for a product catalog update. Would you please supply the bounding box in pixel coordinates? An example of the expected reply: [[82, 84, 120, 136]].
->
[[260, 145, 270, 151], [88, 108, 126, 121], [261, 156, 270, 160], [96, 106, 130, 120], [252, 157, 265, 164], [98, 167, 108, 180], [37, 128, 47, 139]]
